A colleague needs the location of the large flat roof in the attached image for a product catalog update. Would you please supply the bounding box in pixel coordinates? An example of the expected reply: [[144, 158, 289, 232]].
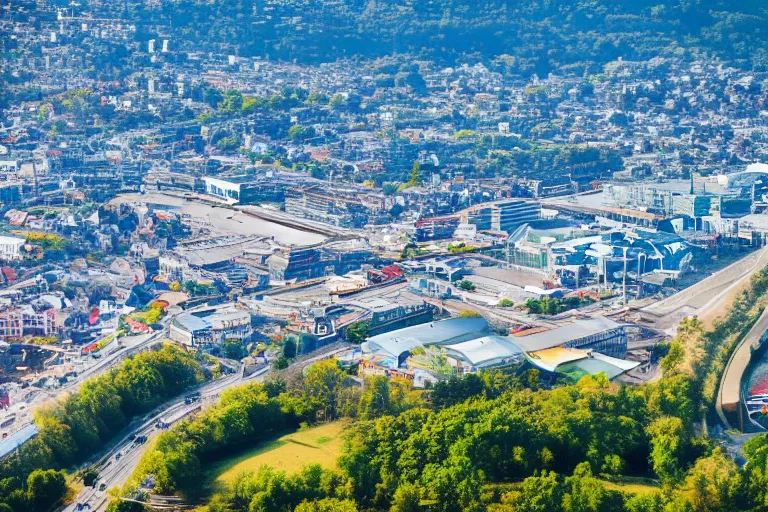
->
[[472, 266, 546, 288], [363, 316, 488, 358], [510, 317, 623, 353], [443, 335, 523, 368], [0, 236, 25, 245], [174, 312, 211, 332], [209, 309, 250, 329]]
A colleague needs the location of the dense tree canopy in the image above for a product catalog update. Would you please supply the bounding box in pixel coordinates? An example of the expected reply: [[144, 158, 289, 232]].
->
[[85, 1, 768, 75], [0, 344, 205, 512]]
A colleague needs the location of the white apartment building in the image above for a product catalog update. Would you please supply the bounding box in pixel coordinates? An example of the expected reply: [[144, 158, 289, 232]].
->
[[0, 236, 25, 261]]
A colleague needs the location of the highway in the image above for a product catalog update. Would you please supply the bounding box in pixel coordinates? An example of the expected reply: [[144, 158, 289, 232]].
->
[[64, 367, 265, 512], [64, 343, 353, 512], [66, 331, 166, 391]]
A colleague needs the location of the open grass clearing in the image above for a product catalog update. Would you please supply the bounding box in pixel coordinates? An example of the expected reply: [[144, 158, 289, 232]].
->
[[599, 476, 660, 495], [205, 420, 349, 494]]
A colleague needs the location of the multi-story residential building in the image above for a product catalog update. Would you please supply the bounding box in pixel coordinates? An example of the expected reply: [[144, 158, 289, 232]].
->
[[284, 186, 369, 228], [0, 306, 58, 339], [267, 246, 376, 282], [415, 216, 460, 242], [202, 176, 284, 204], [159, 254, 190, 283], [467, 200, 541, 233], [0, 237, 25, 261], [267, 248, 332, 282]]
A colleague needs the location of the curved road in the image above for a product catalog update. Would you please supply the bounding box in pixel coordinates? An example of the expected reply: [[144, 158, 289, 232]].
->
[[717, 308, 768, 431]]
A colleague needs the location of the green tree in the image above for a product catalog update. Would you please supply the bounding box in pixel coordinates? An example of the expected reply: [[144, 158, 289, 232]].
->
[[82, 468, 99, 488], [623, 492, 665, 512], [330, 94, 347, 109], [106, 500, 148, 512], [527, 369, 541, 391], [456, 280, 476, 291], [359, 375, 392, 420], [263, 377, 287, 398], [420, 454, 484, 512], [671, 449, 748, 512], [288, 124, 317, 141], [295, 498, 358, 512], [306, 91, 330, 105], [562, 463, 623, 512], [218, 89, 244, 113], [383, 182, 400, 195], [408, 161, 420, 187], [4, 489, 29, 512], [282, 336, 297, 359], [430, 374, 485, 409], [390, 482, 422, 512], [34, 415, 78, 467], [304, 360, 346, 421], [345, 321, 369, 344], [203, 87, 223, 108], [222, 340, 246, 360], [502, 470, 564, 512], [647, 416, 688, 482], [26, 469, 67, 512], [216, 135, 240, 151]]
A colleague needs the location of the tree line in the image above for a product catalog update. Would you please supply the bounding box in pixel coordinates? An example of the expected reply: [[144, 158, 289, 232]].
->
[[0, 344, 206, 512]]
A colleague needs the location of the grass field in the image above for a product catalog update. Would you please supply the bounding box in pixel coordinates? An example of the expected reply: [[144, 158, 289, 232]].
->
[[484, 476, 659, 500], [205, 420, 349, 494], [599, 476, 660, 495]]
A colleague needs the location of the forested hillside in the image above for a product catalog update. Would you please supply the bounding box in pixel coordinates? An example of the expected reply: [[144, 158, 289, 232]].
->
[[90, 0, 768, 72]]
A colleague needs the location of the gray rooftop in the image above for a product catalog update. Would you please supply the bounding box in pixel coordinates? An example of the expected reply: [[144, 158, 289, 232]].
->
[[0, 424, 38, 460], [174, 313, 212, 332], [363, 316, 489, 358], [443, 335, 524, 368], [510, 317, 623, 353]]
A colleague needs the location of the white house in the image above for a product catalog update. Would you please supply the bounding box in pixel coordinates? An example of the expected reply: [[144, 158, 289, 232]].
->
[[0, 236, 25, 261]]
